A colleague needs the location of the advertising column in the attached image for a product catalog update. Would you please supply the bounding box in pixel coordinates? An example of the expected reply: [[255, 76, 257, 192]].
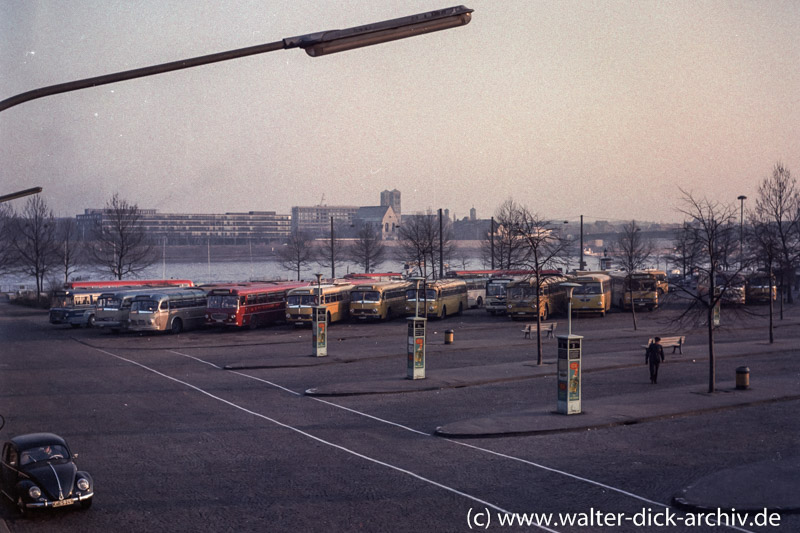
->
[[557, 334, 582, 414]]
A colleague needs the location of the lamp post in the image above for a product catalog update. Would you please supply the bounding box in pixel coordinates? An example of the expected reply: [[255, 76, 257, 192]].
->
[[1, 6, 473, 112], [490, 216, 495, 270], [0, 187, 42, 204], [737, 195, 747, 269]]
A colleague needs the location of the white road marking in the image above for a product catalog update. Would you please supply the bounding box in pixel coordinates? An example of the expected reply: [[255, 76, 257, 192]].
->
[[167, 349, 756, 533], [93, 347, 559, 532]]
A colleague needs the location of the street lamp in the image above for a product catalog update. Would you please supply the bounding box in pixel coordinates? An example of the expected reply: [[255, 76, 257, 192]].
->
[[0, 6, 473, 112], [737, 195, 747, 269]]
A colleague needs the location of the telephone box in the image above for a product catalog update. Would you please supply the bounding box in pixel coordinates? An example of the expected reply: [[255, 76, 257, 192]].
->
[[312, 306, 327, 357], [407, 317, 426, 379], [557, 334, 583, 414]]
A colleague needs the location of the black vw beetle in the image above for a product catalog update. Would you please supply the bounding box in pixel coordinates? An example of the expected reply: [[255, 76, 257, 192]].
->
[[0, 433, 93, 515]]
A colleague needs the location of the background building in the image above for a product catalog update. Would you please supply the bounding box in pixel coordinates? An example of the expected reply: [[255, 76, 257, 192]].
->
[[290, 205, 359, 238], [76, 209, 290, 244], [380, 189, 401, 219]]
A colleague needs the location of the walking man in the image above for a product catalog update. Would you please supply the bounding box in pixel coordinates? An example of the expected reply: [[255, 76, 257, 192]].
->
[[645, 337, 665, 384]]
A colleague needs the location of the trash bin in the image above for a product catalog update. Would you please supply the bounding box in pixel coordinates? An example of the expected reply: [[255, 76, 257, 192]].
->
[[444, 329, 454, 345], [736, 366, 750, 390]]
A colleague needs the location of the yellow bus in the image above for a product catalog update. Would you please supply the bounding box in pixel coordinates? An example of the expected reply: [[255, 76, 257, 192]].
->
[[404, 279, 468, 319], [569, 272, 612, 317], [645, 269, 669, 295], [285, 282, 355, 325], [609, 271, 659, 311], [506, 274, 569, 321], [349, 280, 411, 321], [697, 271, 746, 305], [128, 287, 209, 334], [745, 272, 777, 304]]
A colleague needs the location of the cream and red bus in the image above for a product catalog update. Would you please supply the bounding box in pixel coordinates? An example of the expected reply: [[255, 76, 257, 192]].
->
[[205, 281, 309, 329], [49, 279, 193, 328], [568, 272, 612, 317], [506, 273, 569, 321], [404, 279, 468, 319], [285, 282, 357, 325], [128, 287, 209, 334], [349, 280, 411, 321]]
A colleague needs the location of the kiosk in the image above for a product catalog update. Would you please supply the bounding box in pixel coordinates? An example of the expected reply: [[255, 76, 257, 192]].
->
[[312, 306, 327, 357], [407, 277, 427, 379], [557, 283, 582, 415]]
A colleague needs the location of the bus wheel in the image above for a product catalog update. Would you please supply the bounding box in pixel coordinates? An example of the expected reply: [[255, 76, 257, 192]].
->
[[249, 317, 259, 330], [476, 297, 483, 308], [542, 305, 549, 321], [327, 312, 332, 324], [171, 318, 183, 334], [458, 303, 463, 316], [86, 315, 95, 328], [385, 308, 392, 321], [441, 306, 447, 319]]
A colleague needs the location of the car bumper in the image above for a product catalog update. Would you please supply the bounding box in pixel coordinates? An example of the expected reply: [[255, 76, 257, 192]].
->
[[25, 492, 93, 509]]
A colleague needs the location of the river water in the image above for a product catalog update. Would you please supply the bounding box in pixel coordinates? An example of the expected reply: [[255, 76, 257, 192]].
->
[[1, 255, 605, 293]]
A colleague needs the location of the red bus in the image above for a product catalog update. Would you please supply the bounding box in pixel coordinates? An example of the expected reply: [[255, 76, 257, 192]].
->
[[205, 281, 309, 329]]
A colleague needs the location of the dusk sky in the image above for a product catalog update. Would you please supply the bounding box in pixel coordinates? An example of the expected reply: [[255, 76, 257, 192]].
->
[[2, 1, 798, 223]]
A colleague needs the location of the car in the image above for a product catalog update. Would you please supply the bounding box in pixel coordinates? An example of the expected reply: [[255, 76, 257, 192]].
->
[[0, 433, 93, 515]]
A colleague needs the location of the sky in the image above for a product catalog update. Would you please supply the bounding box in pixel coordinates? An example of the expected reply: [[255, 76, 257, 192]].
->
[[1, 1, 799, 224]]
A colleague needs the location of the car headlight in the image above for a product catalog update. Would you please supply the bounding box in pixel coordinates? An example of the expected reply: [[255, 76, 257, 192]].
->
[[77, 478, 90, 491], [28, 486, 42, 499], [286, 313, 291, 319]]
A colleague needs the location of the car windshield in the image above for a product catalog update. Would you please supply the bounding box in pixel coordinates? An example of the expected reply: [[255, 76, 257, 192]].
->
[[20, 444, 70, 466]]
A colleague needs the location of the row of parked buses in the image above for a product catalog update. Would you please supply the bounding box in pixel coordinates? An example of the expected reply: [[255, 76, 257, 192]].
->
[[47, 276, 475, 334], [695, 271, 777, 305]]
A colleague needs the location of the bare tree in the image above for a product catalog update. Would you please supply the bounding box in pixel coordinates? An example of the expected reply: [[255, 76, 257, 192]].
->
[[88, 194, 156, 280], [675, 190, 745, 393], [610, 220, 654, 331], [748, 212, 780, 343], [480, 199, 528, 269], [511, 205, 572, 365], [754, 163, 800, 307], [349, 222, 385, 273], [316, 219, 348, 279], [9, 196, 59, 301], [278, 229, 314, 280], [0, 203, 15, 276], [55, 217, 83, 285], [397, 210, 454, 279], [667, 221, 702, 286]]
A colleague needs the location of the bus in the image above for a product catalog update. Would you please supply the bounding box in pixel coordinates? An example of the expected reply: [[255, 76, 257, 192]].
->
[[645, 269, 669, 295], [94, 287, 174, 332], [696, 271, 746, 305], [285, 282, 357, 325], [569, 272, 612, 316], [49, 279, 193, 328], [205, 281, 309, 329], [506, 274, 569, 321], [349, 280, 411, 321], [127, 287, 209, 334], [745, 272, 777, 304], [464, 278, 488, 308], [609, 271, 659, 311], [404, 279, 468, 319]]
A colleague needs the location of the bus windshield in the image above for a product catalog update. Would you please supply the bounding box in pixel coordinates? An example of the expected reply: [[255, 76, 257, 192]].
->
[[97, 296, 122, 309], [629, 279, 656, 291], [288, 294, 317, 306], [208, 295, 239, 309], [406, 289, 437, 301], [351, 291, 381, 303], [574, 282, 602, 295], [131, 300, 159, 312], [487, 282, 509, 296]]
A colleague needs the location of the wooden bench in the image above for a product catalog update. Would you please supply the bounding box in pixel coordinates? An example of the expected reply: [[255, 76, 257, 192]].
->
[[643, 336, 686, 354], [522, 322, 557, 339]]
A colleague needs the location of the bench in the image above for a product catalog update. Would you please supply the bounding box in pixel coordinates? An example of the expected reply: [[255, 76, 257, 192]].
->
[[643, 336, 686, 354], [522, 322, 557, 339]]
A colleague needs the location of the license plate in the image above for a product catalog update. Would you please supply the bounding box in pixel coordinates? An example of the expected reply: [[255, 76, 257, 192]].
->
[[52, 499, 74, 508]]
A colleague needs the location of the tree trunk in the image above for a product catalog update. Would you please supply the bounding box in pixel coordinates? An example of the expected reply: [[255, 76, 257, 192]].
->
[[707, 304, 715, 393]]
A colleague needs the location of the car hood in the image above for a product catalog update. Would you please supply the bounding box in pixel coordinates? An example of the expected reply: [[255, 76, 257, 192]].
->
[[24, 461, 77, 500]]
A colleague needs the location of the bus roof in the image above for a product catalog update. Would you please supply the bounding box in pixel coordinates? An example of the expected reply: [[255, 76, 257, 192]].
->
[[64, 279, 193, 289], [207, 281, 309, 296], [131, 287, 206, 299], [349, 280, 411, 291], [343, 273, 404, 280]]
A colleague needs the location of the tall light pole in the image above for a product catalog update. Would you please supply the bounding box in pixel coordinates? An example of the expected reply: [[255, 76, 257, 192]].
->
[[490, 216, 495, 270], [330, 216, 335, 279], [737, 195, 747, 269], [1, 6, 473, 112]]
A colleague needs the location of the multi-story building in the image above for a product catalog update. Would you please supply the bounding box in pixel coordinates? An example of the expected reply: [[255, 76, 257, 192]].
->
[[76, 209, 291, 244], [290, 205, 360, 238]]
